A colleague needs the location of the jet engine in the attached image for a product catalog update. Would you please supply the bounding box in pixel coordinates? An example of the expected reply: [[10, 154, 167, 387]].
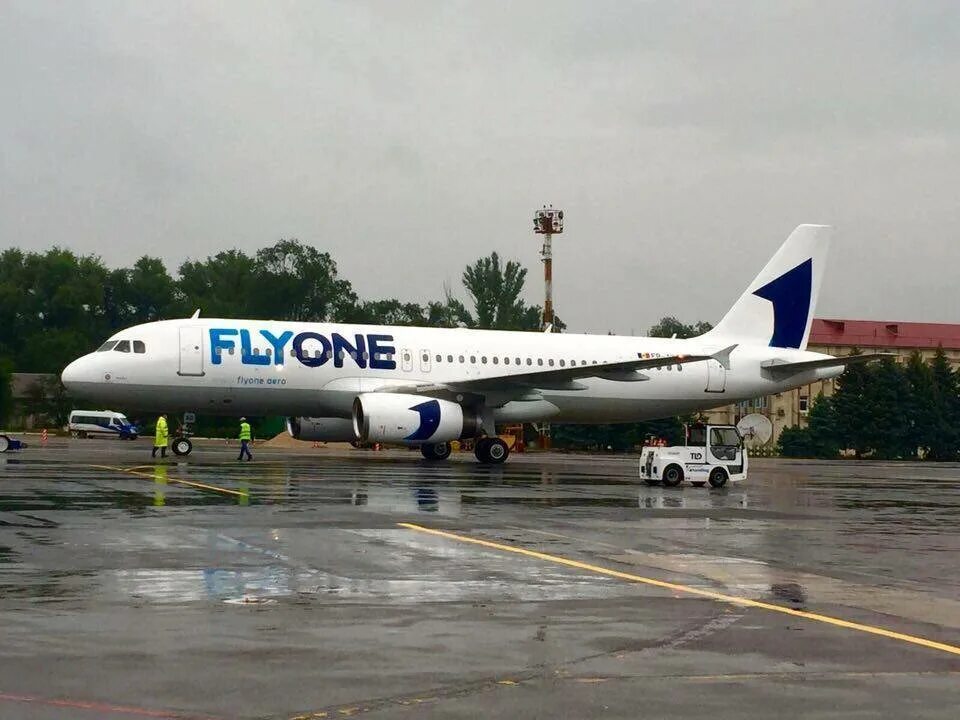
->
[[352, 393, 481, 444], [286, 417, 357, 442]]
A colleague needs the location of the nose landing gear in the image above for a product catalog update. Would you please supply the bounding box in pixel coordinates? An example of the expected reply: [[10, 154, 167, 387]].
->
[[171, 437, 193, 456]]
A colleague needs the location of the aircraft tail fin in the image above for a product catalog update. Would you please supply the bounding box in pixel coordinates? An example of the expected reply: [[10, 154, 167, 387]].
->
[[704, 224, 832, 351]]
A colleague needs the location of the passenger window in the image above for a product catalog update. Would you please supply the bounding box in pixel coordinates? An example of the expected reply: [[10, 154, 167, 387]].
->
[[559, 360, 566, 367], [481, 356, 487, 364], [526, 358, 532, 366], [447, 355, 453, 363], [133, 341, 146, 354], [436, 354, 442, 363], [503, 357, 509, 364], [493, 357, 499, 364], [538, 359, 544, 366], [548, 359, 555, 367], [265, 348, 272, 358], [115, 340, 131, 352], [515, 358, 521, 365], [229, 347, 235, 355], [458, 355, 464, 363], [470, 356, 476, 364]]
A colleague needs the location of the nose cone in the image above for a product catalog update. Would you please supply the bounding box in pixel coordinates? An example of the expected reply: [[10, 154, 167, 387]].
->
[[61, 355, 98, 395], [61, 358, 81, 389]]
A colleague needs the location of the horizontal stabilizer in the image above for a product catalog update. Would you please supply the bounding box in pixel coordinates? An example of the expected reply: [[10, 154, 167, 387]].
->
[[760, 353, 891, 378]]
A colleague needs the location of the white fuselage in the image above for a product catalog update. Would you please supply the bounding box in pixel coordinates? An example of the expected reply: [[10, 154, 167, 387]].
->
[[61, 318, 840, 424]]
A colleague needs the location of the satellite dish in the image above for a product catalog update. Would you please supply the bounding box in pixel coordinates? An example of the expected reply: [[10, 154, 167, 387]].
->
[[737, 414, 773, 445]]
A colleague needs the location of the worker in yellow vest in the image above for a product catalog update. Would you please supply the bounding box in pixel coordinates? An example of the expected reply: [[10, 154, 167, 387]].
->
[[238, 417, 253, 461], [152, 413, 168, 459]]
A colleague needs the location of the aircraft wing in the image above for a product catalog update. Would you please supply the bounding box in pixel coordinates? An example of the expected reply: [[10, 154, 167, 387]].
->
[[760, 353, 891, 378], [377, 345, 736, 399]]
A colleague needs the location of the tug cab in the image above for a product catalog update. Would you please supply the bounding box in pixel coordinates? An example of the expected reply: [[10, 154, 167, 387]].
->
[[639, 423, 747, 488]]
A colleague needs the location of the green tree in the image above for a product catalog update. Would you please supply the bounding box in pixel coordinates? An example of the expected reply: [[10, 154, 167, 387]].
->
[[903, 351, 935, 458], [461, 252, 541, 330], [0, 358, 13, 427], [925, 346, 960, 460], [832, 349, 873, 458], [343, 299, 428, 326], [178, 249, 260, 318], [254, 239, 356, 321], [778, 394, 840, 458], [648, 317, 713, 339], [118, 257, 183, 324]]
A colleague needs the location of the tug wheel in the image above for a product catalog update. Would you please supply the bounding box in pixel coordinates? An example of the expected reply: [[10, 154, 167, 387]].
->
[[662, 464, 684, 487], [708, 467, 728, 488]]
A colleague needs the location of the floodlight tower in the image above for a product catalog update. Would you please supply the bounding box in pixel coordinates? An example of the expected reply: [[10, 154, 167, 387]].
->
[[533, 205, 563, 329]]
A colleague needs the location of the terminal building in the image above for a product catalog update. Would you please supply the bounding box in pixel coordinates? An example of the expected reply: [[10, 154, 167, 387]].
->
[[705, 319, 960, 443]]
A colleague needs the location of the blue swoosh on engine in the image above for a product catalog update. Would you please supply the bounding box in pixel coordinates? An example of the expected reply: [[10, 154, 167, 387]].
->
[[404, 400, 442, 441], [752, 258, 812, 349]]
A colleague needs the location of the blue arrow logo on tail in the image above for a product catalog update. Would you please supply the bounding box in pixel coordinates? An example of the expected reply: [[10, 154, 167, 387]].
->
[[404, 400, 442, 441], [752, 259, 813, 349]]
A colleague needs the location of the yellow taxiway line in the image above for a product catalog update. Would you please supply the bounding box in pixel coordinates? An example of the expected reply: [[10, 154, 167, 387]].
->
[[89, 464, 248, 499], [399, 522, 960, 658]]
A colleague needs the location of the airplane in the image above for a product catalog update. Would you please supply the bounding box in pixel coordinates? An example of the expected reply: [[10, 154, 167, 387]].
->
[[61, 224, 883, 465]]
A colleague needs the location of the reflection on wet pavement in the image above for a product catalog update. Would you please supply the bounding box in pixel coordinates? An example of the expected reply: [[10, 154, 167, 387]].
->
[[1, 442, 959, 719]]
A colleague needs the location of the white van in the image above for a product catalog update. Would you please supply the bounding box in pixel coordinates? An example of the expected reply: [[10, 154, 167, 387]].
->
[[68, 410, 139, 440]]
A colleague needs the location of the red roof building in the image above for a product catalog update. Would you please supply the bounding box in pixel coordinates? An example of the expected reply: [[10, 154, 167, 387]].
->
[[809, 319, 960, 351]]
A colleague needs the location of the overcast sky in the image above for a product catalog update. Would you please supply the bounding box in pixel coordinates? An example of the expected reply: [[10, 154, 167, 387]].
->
[[2, 1, 959, 333]]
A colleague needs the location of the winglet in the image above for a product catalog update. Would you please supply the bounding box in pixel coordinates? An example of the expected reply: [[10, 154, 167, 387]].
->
[[712, 344, 738, 371]]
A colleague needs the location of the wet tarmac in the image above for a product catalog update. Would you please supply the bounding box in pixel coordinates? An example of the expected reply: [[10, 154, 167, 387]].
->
[[1, 438, 959, 719]]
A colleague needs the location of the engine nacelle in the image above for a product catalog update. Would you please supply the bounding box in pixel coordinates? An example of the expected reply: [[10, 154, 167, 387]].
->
[[352, 393, 481, 445], [286, 417, 357, 442]]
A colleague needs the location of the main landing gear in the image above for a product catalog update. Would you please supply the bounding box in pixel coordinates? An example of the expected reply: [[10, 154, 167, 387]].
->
[[419, 438, 510, 465], [420, 442, 452, 461], [474, 437, 509, 465]]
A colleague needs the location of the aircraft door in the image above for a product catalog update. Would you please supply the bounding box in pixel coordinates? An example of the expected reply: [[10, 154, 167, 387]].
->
[[178, 326, 205, 376], [401, 348, 413, 372], [705, 359, 726, 393], [419, 349, 431, 373]]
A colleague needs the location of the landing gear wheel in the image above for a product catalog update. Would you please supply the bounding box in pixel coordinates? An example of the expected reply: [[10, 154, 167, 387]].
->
[[662, 464, 684, 487], [474, 437, 509, 465], [171, 437, 193, 456], [421, 442, 452, 461], [0, 435, 9, 453], [708, 467, 728, 488]]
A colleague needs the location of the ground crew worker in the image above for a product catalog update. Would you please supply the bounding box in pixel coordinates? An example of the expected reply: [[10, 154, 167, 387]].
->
[[238, 417, 253, 461], [152, 413, 168, 459]]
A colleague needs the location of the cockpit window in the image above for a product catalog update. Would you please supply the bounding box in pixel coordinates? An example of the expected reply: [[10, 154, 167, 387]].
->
[[133, 340, 146, 354], [114, 340, 131, 353], [97, 341, 118, 352]]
